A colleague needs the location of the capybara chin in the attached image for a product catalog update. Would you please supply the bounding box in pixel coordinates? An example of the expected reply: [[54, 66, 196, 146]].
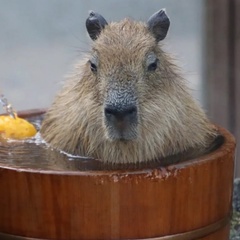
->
[[40, 9, 219, 164]]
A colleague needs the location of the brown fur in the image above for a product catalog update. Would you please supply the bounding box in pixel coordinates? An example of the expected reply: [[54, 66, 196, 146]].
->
[[41, 18, 217, 164]]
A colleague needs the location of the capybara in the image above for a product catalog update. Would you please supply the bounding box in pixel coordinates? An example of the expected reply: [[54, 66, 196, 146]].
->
[[41, 9, 219, 164]]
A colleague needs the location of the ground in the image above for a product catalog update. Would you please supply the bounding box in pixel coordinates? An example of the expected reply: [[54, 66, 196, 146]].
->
[[231, 178, 240, 239]]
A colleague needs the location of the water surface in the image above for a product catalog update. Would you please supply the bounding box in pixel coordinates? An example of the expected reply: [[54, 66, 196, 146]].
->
[[0, 113, 168, 172]]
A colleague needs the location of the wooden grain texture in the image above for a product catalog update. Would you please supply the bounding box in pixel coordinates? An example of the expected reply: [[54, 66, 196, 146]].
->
[[198, 224, 230, 240], [233, 0, 240, 177], [0, 111, 236, 240], [205, 0, 231, 128], [205, 0, 240, 177]]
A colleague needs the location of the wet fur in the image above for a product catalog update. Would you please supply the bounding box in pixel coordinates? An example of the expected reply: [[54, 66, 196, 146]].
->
[[41, 18, 217, 164]]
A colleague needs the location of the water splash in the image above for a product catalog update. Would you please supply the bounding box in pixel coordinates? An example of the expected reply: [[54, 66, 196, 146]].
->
[[0, 93, 16, 118], [60, 149, 93, 160]]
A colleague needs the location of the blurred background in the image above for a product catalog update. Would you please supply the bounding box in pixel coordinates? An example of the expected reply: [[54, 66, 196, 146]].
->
[[0, 0, 204, 110], [0, 0, 239, 176]]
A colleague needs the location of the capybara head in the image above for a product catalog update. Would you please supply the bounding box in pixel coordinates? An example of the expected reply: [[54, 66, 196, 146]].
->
[[41, 9, 217, 164]]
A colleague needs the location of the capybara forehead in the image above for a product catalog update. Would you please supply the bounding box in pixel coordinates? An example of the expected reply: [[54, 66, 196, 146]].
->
[[91, 19, 157, 60]]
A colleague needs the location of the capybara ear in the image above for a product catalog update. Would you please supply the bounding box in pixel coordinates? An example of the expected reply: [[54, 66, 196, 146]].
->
[[86, 11, 108, 41], [147, 9, 170, 42]]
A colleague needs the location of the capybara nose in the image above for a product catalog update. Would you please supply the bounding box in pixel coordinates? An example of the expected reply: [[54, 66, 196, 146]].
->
[[104, 105, 137, 121]]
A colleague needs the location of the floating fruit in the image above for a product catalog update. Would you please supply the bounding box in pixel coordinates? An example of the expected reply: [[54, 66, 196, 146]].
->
[[0, 115, 37, 140]]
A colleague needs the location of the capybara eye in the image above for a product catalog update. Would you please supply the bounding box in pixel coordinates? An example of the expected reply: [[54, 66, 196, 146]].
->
[[89, 61, 97, 73], [147, 59, 158, 71]]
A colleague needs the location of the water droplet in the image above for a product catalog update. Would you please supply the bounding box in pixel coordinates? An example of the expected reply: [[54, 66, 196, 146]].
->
[[0, 94, 16, 118]]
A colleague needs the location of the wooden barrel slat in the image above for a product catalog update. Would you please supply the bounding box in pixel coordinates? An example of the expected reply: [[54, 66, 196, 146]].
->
[[0, 110, 236, 240]]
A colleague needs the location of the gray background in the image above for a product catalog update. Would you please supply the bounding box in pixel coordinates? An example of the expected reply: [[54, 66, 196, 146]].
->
[[0, 0, 204, 114]]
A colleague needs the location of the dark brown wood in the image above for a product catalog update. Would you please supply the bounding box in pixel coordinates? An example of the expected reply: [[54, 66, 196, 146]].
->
[[205, 0, 240, 177], [0, 110, 235, 240], [205, 0, 231, 128], [233, 0, 240, 177], [17, 109, 47, 118]]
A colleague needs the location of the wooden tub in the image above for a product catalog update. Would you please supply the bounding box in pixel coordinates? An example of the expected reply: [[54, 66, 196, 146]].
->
[[0, 109, 236, 240]]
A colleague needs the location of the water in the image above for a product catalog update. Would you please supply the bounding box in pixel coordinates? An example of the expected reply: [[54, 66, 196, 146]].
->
[[0, 112, 169, 172], [0, 111, 223, 173]]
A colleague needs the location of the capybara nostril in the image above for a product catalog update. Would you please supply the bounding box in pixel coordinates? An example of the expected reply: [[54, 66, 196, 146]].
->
[[104, 105, 137, 121]]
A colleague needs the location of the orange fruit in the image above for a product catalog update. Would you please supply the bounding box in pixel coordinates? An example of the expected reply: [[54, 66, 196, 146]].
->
[[0, 115, 37, 140]]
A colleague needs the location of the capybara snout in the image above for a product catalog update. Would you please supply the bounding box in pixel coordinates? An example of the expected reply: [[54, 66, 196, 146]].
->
[[104, 103, 138, 141]]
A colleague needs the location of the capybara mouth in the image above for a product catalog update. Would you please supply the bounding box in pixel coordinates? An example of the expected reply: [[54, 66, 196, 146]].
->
[[106, 132, 138, 142], [105, 121, 138, 141]]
